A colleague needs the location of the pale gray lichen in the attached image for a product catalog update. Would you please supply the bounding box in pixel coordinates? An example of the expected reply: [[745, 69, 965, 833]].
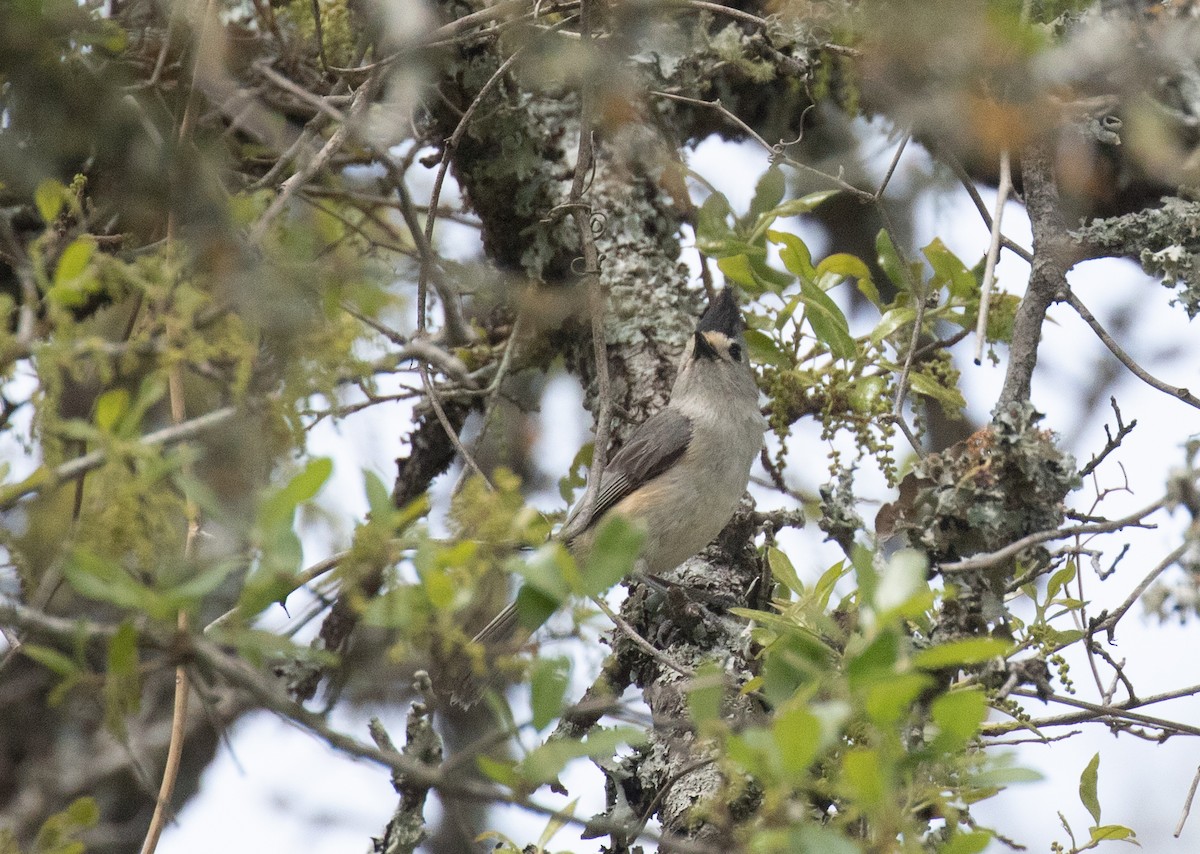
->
[[1072, 197, 1200, 318]]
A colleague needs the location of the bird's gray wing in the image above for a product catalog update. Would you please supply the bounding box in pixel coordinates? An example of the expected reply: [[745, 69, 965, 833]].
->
[[561, 407, 693, 544]]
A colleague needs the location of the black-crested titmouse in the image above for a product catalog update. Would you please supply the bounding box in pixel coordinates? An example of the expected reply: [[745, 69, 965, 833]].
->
[[472, 287, 766, 646]]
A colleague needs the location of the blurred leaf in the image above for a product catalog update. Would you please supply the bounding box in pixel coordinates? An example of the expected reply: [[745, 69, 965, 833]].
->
[[260, 457, 333, 529], [842, 748, 886, 808], [930, 689, 987, 752], [536, 797, 578, 850], [768, 546, 804, 596], [476, 755, 518, 789], [54, 238, 95, 287], [364, 470, 393, 520], [941, 831, 992, 854], [687, 664, 725, 725], [530, 656, 570, 731], [748, 167, 786, 220], [21, 644, 81, 678], [695, 192, 733, 253], [875, 229, 910, 290], [104, 620, 141, 732], [517, 727, 646, 785], [864, 672, 932, 724], [913, 637, 1010, 670], [1080, 752, 1102, 826], [94, 388, 130, 432], [63, 550, 170, 618], [774, 702, 820, 773], [35, 178, 67, 223], [923, 238, 978, 299], [797, 276, 856, 360], [580, 514, 644, 596], [744, 328, 791, 368], [874, 549, 929, 617]]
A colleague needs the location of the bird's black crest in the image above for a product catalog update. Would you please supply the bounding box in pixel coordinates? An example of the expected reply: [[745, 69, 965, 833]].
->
[[696, 288, 742, 336]]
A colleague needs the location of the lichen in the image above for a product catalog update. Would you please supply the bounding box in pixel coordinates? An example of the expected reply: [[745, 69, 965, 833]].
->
[[1072, 196, 1200, 318]]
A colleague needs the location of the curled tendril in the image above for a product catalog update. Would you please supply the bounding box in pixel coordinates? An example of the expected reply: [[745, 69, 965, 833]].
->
[[589, 210, 607, 236]]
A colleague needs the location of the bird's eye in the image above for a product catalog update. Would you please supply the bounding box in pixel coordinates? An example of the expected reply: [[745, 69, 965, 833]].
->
[[728, 342, 742, 361]]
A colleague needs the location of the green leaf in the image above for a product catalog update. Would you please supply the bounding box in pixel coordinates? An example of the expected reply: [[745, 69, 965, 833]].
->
[[1088, 825, 1135, 842], [748, 167, 786, 220], [95, 388, 131, 432], [530, 656, 570, 731], [743, 328, 791, 368], [1046, 562, 1077, 603], [770, 230, 816, 281], [1080, 752, 1102, 826], [166, 560, 240, 606], [580, 514, 645, 597], [105, 620, 141, 729], [941, 831, 992, 854], [476, 755, 518, 788], [863, 672, 932, 725], [813, 560, 847, 609], [769, 189, 840, 219], [913, 637, 1010, 670], [687, 664, 725, 725], [259, 458, 333, 529], [695, 192, 733, 253], [774, 702, 821, 773], [842, 748, 887, 808], [767, 546, 804, 596], [35, 178, 67, 223], [870, 306, 917, 346], [908, 369, 967, 413], [930, 689, 987, 752], [847, 630, 899, 690], [873, 549, 929, 617], [517, 727, 646, 785], [22, 644, 82, 678], [63, 550, 169, 618], [797, 276, 856, 360], [875, 229, 909, 290], [717, 254, 763, 295], [923, 238, 979, 299], [818, 252, 880, 307], [364, 470, 393, 520], [54, 238, 96, 287]]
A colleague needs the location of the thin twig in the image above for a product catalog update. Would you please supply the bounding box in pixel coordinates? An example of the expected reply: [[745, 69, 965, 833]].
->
[[651, 90, 874, 201], [1177, 764, 1200, 837], [249, 69, 382, 244], [204, 549, 351, 634], [938, 148, 1033, 264], [874, 132, 910, 201], [140, 0, 218, 844], [1094, 540, 1190, 638], [590, 595, 693, 678], [942, 497, 1166, 574], [1065, 289, 1200, 411], [0, 405, 237, 511], [975, 149, 1011, 365]]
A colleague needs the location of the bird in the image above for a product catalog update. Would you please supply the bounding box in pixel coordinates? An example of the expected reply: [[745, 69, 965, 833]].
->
[[471, 286, 766, 647]]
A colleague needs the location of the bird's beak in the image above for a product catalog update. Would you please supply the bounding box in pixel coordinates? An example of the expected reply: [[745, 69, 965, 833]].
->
[[693, 331, 719, 360]]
